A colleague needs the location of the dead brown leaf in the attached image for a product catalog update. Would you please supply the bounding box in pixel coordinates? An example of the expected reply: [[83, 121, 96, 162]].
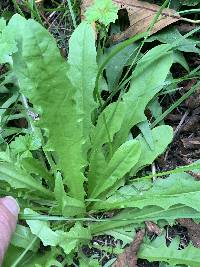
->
[[112, 229, 145, 267], [82, 0, 180, 42], [145, 221, 162, 235], [177, 219, 200, 248]]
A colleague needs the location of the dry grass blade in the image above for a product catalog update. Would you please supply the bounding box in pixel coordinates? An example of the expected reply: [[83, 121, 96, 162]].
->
[[112, 229, 145, 267], [82, 0, 180, 42]]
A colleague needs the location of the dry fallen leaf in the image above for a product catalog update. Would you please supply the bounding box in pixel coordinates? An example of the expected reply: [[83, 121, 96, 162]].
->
[[145, 221, 162, 236], [82, 0, 180, 42], [112, 229, 145, 267]]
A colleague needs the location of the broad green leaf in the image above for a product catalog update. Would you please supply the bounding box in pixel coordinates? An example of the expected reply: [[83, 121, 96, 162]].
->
[[9, 15, 86, 200], [105, 43, 139, 91], [139, 235, 200, 267], [54, 174, 86, 216], [21, 157, 54, 187], [0, 17, 17, 63], [159, 264, 177, 267], [57, 222, 91, 255], [92, 172, 200, 211], [105, 225, 136, 247], [24, 208, 59, 246], [25, 250, 63, 267], [67, 21, 97, 156], [85, 0, 119, 26], [130, 125, 173, 175], [137, 120, 154, 150], [21, 249, 62, 267], [88, 147, 107, 195], [10, 133, 42, 156], [148, 98, 163, 120], [173, 51, 189, 72], [147, 27, 200, 54], [114, 45, 173, 148], [89, 140, 141, 199], [11, 224, 40, 252], [90, 205, 200, 234], [0, 163, 52, 198], [3, 246, 26, 267], [25, 209, 90, 254], [79, 257, 101, 267], [91, 101, 125, 149], [89, 101, 125, 193]]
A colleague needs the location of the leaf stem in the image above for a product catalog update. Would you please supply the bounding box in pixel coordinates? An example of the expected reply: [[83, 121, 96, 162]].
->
[[11, 236, 38, 267], [181, 18, 200, 24], [179, 9, 200, 15], [151, 81, 200, 127], [66, 0, 77, 28], [132, 162, 200, 181]]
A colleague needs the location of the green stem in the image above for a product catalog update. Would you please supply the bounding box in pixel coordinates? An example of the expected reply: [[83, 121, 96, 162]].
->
[[66, 0, 77, 28], [11, 236, 38, 267], [179, 9, 200, 15], [152, 81, 200, 127], [132, 162, 200, 181], [181, 18, 200, 24], [11, 0, 25, 17]]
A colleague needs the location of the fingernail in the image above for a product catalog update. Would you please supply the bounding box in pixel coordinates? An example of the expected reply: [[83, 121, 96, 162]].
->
[[2, 196, 20, 216]]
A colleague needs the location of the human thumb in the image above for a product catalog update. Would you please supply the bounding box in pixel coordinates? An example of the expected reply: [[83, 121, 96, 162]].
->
[[0, 197, 19, 266]]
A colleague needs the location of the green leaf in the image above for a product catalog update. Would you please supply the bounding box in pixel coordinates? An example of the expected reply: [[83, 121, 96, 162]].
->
[[114, 45, 173, 148], [25, 209, 91, 255], [88, 148, 107, 195], [85, 0, 119, 26], [10, 134, 42, 156], [0, 163, 52, 197], [89, 140, 141, 199], [147, 27, 200, 54], [11, 224, 40, 252], [105, 225, 136, 247], [67, 21, 98, 156], [57, 222, 91, 255], [79, 258, 101, 267], [25, 250, 63, 267], [16, 249, 62, 267], [3, 246, 25, 267], [173, 51, 189, 72], [130, 125, 173, 175], [9, 15, 91, 200], [91, 101, 125, 150], [90, 205, 200, 234], [0, 17, 17, 63], [148, 98, 163, 120], [54, 174, 86, 216], [24, 208, 59, 246], [92, 172, 200, 211], [105, 43, 139, 91], [21, 157, 54, 187], [139, 235, 200, 267], [137, 120, 154, 150]]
